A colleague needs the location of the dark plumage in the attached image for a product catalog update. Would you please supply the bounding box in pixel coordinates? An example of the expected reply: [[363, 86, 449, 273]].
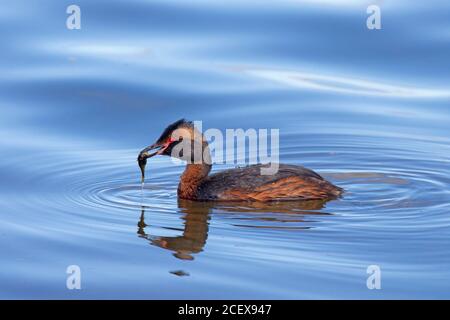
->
[[156, 119, 193, 144], [138, 119, 343, 202], [197, 164, 342, 201]]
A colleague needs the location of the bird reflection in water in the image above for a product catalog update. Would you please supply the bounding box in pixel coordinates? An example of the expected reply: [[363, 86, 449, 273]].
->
[[137, 199, 332, 261], [138, 202, 210, 260]]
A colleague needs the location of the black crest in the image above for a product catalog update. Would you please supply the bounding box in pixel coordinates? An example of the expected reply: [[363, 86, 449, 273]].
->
[[157, 119, 193, 143]]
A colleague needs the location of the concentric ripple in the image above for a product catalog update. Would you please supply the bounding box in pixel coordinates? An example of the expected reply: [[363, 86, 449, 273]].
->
[[9, 134, 450, 234], [2, 132, 450, 298]]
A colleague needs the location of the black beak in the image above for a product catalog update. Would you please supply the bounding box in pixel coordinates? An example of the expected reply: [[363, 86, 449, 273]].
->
[[137, 143, 163, 183]]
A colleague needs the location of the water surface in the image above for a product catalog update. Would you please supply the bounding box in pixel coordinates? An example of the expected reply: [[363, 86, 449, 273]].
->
[[1, 0, 450, 299]]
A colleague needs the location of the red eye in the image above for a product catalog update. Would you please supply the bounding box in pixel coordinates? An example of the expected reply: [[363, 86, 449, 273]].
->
[[167, 136, 182, 144]]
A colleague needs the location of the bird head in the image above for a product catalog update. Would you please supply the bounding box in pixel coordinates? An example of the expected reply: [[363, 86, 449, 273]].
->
[[137, 119, 210, 183]]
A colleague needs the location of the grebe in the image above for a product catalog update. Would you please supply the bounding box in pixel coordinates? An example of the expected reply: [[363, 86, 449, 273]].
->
[[138, 119, 343, 202]]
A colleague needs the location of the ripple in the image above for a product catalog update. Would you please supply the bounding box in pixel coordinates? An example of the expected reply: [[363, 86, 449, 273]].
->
[[9, 133, 449, 234], [2, 132, 449, 273], [2, 131, 450, 296], [245, 68, 450, 98]]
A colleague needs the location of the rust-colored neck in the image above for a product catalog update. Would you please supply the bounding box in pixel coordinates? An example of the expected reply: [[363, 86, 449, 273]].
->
[[178, 163, 211, 200]]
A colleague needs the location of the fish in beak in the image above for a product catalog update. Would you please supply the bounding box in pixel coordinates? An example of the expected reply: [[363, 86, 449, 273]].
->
[[137, 141, 172, 183]]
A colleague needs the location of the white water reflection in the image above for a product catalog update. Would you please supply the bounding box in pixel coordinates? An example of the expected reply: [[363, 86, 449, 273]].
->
[[246, 69, 450, 98]]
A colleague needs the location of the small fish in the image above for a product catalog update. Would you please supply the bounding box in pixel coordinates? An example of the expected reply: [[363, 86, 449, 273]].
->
[[137, 143, 163, 183], [137, 153, 148, 184]]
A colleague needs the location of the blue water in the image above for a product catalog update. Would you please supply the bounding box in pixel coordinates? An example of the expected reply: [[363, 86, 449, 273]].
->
[[1, 0, 450, 299]]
